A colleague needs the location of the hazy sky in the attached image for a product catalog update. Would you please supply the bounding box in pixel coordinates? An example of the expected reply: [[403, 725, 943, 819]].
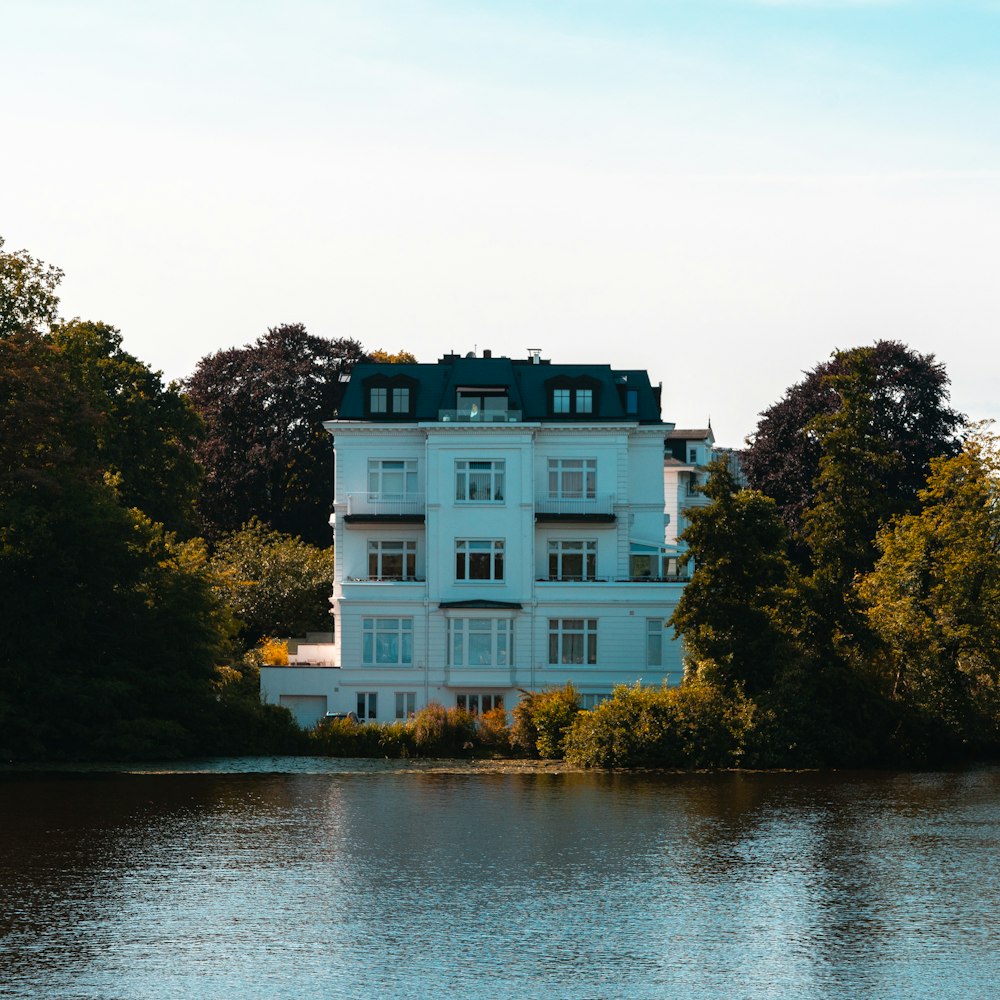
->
[[4, 0, 998, 444]]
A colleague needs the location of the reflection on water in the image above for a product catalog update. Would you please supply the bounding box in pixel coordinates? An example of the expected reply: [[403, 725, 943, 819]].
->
[[2, 764, 999, 999]]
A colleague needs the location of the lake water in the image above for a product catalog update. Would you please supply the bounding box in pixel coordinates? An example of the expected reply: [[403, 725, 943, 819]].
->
[[2, 759, 999, 999]]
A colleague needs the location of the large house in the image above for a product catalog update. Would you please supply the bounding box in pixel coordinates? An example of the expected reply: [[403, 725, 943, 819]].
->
[[261, 349, 694, 728]]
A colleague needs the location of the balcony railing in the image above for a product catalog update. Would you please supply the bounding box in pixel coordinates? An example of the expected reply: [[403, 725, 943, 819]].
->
[[535, 494, 615, 516], [438, 409, 522, 423], [344, 493, 425, 517]]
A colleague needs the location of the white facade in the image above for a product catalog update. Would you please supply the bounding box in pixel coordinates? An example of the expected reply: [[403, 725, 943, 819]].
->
[[262, 353, 690, 727]]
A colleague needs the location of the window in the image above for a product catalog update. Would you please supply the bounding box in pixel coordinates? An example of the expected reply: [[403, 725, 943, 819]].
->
[[629, 544, 680, 580], [547, 377, 599, 416], [625, 389, 638, 415], [547, 540, 597, 580], [686, 473, 700, 497], [689, 447, 698, 464], [548, 618, 597, 665], [456, 693, 504, 714], [455, 539, 504, 581], [395, 692, 416, 720], [646, 619, 664, 667], [367, 540, 416, 580], [357, 692, 378, 720], [368, 459, 417, 499], [448, 618, 513, 666], [456, 389, 509, 419], [455, 460, 505, 502], [581, 693, 610, 710], [364, 376, 416, 418], [548, 458, 596, 499], [362, 618, 413, 665]]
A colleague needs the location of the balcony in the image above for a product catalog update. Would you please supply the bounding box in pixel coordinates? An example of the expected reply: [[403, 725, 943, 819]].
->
[[342, 493, 425, 525], [534, 494, 616, 523], [437, 409, 522, 423]]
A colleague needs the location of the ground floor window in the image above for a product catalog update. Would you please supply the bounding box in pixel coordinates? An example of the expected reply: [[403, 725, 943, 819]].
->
[[357, 691, 378, 720], [395, 691, 416, 720], [362, 617, 413, 665], [456, 693, 504, 715], [580, 693, 611, 710], [447, 618, 513, 666], [548, 618, 597, 665]]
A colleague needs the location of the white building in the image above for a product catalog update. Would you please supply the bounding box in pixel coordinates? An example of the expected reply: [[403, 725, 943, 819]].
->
[[262, 350, 692, 728]]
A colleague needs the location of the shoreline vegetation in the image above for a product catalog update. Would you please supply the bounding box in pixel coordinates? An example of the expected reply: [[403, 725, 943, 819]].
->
[[3, 238, 999, 769]]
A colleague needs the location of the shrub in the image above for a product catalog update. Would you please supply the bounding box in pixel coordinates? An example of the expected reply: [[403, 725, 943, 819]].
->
[[476, 705, 512, 750], [412, 702, 476, 755], [563, 679, 757, 769], [511, 684, 580, 759], [259, 637, 288, 665]]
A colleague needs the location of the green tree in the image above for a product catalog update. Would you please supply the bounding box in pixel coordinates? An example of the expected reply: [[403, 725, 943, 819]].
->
[[744, 341, 963, 545], [185, 324, 365, 544], [670, 461, 798, 696], [210, 519, 336, 646], [0, 236, 63, 337], [859, 427, 1000, 748], [50, 319, 202, 534]]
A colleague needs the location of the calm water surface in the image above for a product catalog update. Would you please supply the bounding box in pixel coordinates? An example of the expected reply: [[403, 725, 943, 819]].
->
[[1, 759, 999, 999]]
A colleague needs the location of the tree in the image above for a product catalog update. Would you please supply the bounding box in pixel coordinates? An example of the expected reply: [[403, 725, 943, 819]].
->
[[367, 348, 417, 363], [858, 427, 1000, 748], [185, 324, 365, 544], [743, 341, 963, 541], [0, 235, 63, 337], [670, 461, 799, 696], [50, 320, 202, 534], [210, 519, 336, 646]]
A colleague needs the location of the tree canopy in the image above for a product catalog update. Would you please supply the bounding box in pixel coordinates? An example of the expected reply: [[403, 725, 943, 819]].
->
[[743, 341, 964, 542], [859, 426, 1000, 749], [0, 235, 63, 337], [185, 324, 365, 544], [210, 519, 336, 646]]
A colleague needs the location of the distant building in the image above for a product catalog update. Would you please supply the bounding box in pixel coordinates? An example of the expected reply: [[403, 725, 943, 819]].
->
[[262, 350, 711, 728]]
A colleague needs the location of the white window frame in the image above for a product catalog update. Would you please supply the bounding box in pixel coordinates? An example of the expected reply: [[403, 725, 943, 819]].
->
[[394, 691, 416, 720], [367, 540, 417, 580], [392, 386, 410, 412], [455, 459, 505, 503], [548, 618, 597, 665], [362, 617, 413, 666], [546, 539, 597, 581], [368, 459, 417, 500], [646, 618, 664, 667], [552, 388, 571, 413], [581, 693, 610, 710], [370, 387, 387, 413], [455, 539, 505, 582], [357, 691, 378, 720], [575, 388, 593, 413], [547, 458, 596, 499], [448, 618, 513, 667]]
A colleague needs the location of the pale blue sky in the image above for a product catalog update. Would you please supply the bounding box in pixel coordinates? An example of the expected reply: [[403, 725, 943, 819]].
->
[[4, 0, 998, 442]]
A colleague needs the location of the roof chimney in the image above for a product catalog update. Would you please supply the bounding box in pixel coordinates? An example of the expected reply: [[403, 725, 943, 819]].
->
[[528, 347, 541, 365], [483, 349, 492, 359]]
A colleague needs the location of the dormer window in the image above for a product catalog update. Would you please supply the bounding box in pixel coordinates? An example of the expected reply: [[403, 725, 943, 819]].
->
[[363, 374, 417, 419], [546, 375, 600, 417], [689, 447, 697, 464]]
